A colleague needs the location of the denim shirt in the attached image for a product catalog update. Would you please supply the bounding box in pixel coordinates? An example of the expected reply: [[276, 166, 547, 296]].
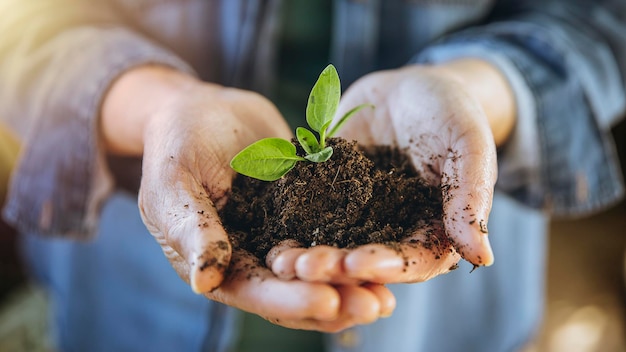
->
[[1, 0, 624, 239]]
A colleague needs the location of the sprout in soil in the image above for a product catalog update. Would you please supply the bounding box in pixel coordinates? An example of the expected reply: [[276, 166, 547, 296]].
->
[[230, 64, 372, 181]]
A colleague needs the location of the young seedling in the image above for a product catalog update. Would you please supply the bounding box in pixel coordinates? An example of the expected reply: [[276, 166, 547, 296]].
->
[[230, 64, 372, 181]]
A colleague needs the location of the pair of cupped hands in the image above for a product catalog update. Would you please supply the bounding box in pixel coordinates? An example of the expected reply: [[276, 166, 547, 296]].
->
[[109, 61, 503, 333]]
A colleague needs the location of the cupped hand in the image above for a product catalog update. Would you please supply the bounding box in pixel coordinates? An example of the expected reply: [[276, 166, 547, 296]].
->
[[271, 63, 504, 284], [137, 82, 394, 331], [213, 249, 395, 332]]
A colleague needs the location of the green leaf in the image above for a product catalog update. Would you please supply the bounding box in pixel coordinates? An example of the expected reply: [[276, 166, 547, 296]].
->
[[296, 127, 320, 155], [230, 138, 305, 181], [304, 146, 333, 163], [306, 64, 341, 133], [328, 104, 374, 137]]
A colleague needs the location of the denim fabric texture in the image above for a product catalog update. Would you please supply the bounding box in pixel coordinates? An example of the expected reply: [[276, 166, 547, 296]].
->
[[21, 193, 240, 352]]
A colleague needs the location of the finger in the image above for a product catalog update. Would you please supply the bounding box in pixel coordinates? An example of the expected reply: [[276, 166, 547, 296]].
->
[[173, 198, 232, 294], [266, 240, 306, 280], [267, 285, 395, 333], [361, 283, 396, 318], [294, 245, 360, 285], [343, 228, 460, 283], [140, 175, 232, 293], [334, 285, 381, 326], [441, 137, 496, 266], [265, 284, 382, 333], [345, 244, 458, 283], [342, 244, 403, 283], [209, 249, 340, 322]]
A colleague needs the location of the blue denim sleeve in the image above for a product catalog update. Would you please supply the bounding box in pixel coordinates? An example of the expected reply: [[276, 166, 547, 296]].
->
[[0, 3, 194, 239], [414, 5, 626, 218]]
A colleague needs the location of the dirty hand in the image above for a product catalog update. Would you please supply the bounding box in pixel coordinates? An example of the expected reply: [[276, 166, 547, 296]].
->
[[270, 60, 516, 284], [102, 66, 394, 331]]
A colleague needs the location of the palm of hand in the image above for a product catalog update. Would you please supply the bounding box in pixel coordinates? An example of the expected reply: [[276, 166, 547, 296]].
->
[[270, 66, 496, 285]]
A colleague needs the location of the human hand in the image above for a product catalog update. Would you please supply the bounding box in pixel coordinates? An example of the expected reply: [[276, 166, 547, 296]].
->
[[140, 86, 394, 330], [270, 60, 515, 284], [102, 66, 395, 331]]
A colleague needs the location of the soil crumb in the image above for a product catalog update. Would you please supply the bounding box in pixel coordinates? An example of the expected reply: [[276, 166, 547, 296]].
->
[[220, 138, 443, 263]]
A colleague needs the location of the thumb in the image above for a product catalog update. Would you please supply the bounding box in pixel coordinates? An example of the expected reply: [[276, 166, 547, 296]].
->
[[139, 172, 232, 293], [181, 200, 232, 294], [441, 137, 496, 267]]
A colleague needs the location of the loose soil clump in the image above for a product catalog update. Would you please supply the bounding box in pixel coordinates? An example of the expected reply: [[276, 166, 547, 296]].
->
[[220, 137, 444, 263]]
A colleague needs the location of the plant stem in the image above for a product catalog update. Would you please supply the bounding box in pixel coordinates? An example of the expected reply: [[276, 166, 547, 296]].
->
[[319, 129, 326, 149]]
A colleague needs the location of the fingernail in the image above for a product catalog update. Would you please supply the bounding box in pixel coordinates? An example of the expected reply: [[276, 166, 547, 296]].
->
[[381, 311, 393, 318], [479, 235, 494, 267], [190, 263, 222, 294]]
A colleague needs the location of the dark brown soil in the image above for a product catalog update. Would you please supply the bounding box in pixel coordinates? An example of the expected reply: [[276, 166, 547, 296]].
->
[[220, 137, 443, 263]]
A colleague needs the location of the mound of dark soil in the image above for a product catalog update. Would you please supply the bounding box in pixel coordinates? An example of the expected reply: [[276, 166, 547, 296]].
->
[[220, 137, 443, 262]]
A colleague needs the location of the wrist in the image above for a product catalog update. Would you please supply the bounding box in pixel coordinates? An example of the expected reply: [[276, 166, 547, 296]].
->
[[433, 59, 516, 147], [100, 65, 200, 156]]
